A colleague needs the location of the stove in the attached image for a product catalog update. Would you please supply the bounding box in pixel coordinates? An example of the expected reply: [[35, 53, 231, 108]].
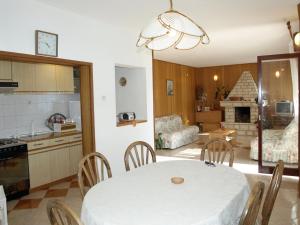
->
[[0, 138, 19, 146], [0, 138, 29, 200]]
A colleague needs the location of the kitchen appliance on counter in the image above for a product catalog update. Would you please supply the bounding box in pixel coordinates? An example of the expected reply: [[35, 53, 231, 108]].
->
[[118, 112, 136, 121], [0, 138, 29, 200], [46, 113, 77, 133]]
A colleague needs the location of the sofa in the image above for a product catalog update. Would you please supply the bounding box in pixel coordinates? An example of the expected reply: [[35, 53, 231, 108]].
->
[[155, 115, 199, 149], [250, 119, 298, 164]]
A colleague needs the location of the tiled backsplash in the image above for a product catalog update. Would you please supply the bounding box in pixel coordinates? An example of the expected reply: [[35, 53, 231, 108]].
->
[[0, 94, 80, 138]]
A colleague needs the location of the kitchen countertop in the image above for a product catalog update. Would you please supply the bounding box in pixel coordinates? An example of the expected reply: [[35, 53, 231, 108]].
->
[[18, 130, 82, 143]]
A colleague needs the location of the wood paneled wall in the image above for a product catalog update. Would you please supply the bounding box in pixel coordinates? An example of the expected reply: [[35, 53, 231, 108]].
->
[[153, 59, 293, 127], [153, 59, 196, 124], [261, 60, 293, 109], [196, 63, 258, 107]]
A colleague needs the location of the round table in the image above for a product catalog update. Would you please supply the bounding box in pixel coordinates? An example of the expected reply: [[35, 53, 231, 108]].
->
[[81, 160, 249, 225]]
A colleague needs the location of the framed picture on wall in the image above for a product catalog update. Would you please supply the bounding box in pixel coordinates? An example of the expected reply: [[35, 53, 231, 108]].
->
[[167, 79, 174, 96]]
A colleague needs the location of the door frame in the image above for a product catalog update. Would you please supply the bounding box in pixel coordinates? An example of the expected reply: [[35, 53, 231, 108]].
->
[[257, 53, 300, 178], [0, 50, 96, 156]]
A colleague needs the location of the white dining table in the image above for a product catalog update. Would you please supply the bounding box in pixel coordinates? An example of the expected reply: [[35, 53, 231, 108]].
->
[[81, 160, 250, 225]]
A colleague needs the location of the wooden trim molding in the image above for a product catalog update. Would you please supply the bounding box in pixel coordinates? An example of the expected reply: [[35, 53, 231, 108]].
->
[[30, 175, 76, 193]]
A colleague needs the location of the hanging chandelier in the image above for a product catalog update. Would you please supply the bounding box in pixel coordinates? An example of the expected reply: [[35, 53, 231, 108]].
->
[[136, 0, 210, 51]]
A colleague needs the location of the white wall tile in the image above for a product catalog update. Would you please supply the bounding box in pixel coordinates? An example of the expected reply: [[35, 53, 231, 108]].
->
[[0, 93, 80, 138]]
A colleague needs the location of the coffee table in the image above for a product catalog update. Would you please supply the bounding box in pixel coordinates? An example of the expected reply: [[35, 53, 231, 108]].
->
[[209, 128, 237, 146]]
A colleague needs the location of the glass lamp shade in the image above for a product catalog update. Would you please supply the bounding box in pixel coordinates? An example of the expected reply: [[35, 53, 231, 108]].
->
[[146, 30, 181, 51], [159, 11, 205, 37], [141, 18, 169, 39], [137, 10, 209, 50], [294, 32, 300, 46]]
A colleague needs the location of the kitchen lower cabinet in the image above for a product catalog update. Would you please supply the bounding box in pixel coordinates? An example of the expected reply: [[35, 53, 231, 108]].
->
[[28, 151, 51, 188], [49, 147, 71, 182], [69, 144, 83, 175], [27, 133, 83, 189]]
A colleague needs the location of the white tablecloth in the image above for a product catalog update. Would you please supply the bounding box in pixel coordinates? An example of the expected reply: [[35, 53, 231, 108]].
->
[[81, 160, 249, 225]]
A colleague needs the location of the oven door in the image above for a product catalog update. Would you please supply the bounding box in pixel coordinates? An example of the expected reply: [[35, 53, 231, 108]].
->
[[0, 146, 29, 200]]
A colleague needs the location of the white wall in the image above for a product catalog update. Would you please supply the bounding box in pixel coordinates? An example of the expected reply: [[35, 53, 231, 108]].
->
[[115, 66, 147, 121], [0, 0, 154, 175]]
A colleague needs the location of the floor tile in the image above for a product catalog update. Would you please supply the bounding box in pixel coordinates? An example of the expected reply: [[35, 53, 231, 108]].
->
[[14, 199, 42, 210], [21, 190, 47, 200], [45, 189, 68, 198], [70, 181, 79, 188], [49, 182, 71, 189]]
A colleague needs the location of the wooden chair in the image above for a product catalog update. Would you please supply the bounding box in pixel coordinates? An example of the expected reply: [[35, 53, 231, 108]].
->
[[47, 199, 83, 225], [239, 181, 265, 225], [124, 141, 156, 171], [200, 138, 234, 167], [78, 152, 112, 198], [260, 160, 284, 225]]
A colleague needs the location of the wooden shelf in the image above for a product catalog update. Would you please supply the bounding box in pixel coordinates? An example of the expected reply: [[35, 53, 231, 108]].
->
[[117, 120, 147, 127]]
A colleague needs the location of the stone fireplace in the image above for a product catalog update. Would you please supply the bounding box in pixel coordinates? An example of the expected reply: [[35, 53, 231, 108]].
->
[[220, 71, 258, 140]]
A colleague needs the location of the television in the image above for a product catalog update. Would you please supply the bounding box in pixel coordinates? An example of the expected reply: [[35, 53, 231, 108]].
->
[[275, 101, 293, 116]]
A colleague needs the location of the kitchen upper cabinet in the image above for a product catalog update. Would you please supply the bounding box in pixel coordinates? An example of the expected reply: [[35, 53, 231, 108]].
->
[[35, 64, 57, 92], [12, 62, 36, 92], [55, 65, 74, 92], [28, 151, 51, 188], [69, 144, 83, 175], [0, 60, 12, 80]]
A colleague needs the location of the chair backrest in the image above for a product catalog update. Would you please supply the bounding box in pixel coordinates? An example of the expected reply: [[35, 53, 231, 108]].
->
[[261, 160, 284, 225], [47, 199, 83, 225], [200, 138, 234, 167], [78, 152, 112, 197], [239, 181, 265, 225], [124, 141, 156, 171]]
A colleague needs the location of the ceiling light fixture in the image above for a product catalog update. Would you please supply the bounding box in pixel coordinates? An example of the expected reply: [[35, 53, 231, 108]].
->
[[136, 0, 210, 51]]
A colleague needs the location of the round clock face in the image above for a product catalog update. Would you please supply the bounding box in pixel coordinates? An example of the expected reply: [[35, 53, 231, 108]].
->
[[36, 31, 58, 57]]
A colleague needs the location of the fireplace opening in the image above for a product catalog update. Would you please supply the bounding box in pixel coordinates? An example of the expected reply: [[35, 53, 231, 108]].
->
[[235, 107, 250, 123]]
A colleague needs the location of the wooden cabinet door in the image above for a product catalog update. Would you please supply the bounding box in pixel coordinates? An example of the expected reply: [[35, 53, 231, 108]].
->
[[28, 152, 51, 188], [55, 65, 74, 92], [0, 60, 12, 80], [35, 64, 57, 91], [49, 147, 70, 182], [12, 62, 36, 92], [69, 144, 83, 175]]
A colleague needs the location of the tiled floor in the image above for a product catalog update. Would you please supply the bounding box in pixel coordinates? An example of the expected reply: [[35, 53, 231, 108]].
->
[[7, 178, 82, 225], [7, 141, 300, 225]]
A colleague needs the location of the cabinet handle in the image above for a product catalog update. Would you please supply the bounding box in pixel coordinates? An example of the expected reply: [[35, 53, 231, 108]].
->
[[33, 143, 44, 146]]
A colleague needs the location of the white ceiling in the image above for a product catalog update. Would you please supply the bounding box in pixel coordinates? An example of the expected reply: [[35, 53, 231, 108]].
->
[[34, 0, 299, 67]]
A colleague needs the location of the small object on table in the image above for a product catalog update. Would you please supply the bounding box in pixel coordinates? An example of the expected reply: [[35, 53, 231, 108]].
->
[[205, 161, 216, 167], [171, 177, 184, 184]]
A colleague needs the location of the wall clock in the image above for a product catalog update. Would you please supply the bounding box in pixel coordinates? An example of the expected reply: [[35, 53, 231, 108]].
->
[[35, 30, 58, 57], [119, 77, 127, 87]]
